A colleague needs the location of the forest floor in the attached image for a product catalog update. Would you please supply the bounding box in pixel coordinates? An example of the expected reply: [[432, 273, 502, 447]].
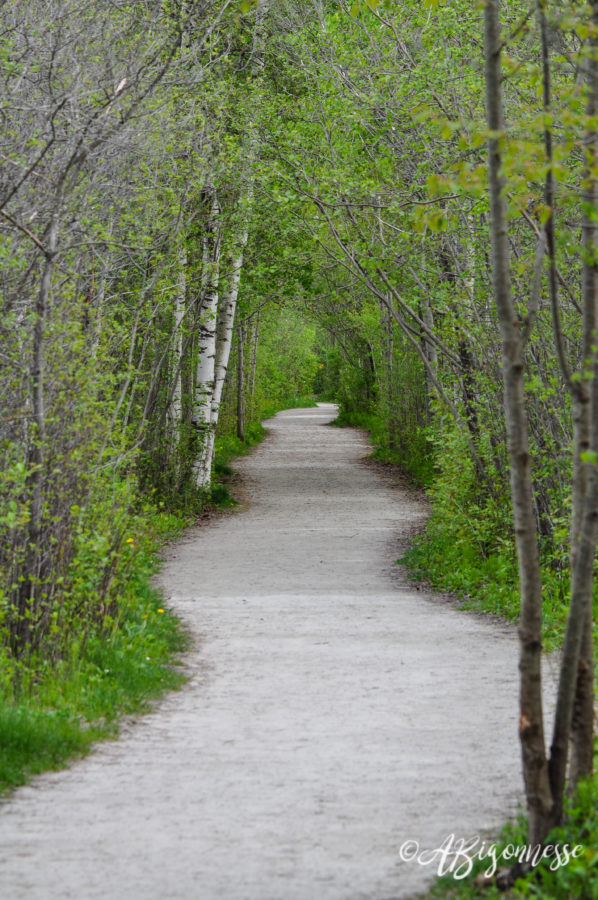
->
[[0, 405, 558, 899]]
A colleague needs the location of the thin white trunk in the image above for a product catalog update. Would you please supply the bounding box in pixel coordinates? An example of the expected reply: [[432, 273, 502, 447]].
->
[[214, 242, 247, 411], [192, 193, 221, 489], [192, 1, 268, 488], [198, 229, 250, 484]]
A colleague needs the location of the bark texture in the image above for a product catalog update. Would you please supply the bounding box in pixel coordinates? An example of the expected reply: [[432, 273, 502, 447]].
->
[[484, 0, 552, 845]]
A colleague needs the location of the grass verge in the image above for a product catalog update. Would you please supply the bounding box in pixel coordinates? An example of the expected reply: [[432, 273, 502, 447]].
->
[[420, 776, 598, 899], [0, 401, 297, 795], [399, 522, 575, 654], [333, 410, 598, 899], [0, 512, 189, 795]]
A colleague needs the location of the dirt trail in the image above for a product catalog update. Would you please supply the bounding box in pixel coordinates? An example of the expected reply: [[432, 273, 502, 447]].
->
[[0, 405, 549, 899]]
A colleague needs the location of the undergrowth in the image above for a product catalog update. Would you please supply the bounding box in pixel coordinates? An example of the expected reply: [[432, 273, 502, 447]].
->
[[386, 423, 574, 652], [421, 775, 598, 900], [0, 396, 311, 794], [333, 411, 598, 899], [331, 407, 434, 485], [399, 523, 575, 653], [0, 507, 189, 794]]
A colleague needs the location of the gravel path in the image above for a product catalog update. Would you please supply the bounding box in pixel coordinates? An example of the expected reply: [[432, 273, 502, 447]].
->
[[0, 405, 546, 899]]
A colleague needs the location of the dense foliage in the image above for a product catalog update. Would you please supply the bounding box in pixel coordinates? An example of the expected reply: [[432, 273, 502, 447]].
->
[[1, 0, 597, 891]]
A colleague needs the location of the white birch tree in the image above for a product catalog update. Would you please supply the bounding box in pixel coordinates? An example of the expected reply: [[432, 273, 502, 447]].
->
[[191, 0, 269, 489]]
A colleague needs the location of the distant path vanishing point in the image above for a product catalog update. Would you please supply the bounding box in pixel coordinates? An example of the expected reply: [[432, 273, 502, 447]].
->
[[0, 404, 549, 899]]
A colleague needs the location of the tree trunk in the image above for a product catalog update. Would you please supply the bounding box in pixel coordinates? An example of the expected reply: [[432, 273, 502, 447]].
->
[[171, 236, 187, 430], [237, 323, 246, 442], [16, 205, 60, 651], [484, 0, 552, 846], [199, 238, 249, 481], [192, 190, 221, 489], [191, 0, 267, 487], [568, 0, 598, 789]]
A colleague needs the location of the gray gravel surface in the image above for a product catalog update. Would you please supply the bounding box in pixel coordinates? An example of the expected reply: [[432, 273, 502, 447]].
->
[[0, 404, 555, 899]]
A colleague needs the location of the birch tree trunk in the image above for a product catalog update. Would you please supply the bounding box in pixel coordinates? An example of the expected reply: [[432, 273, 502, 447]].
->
[[192, 190, 221, 489], [197, 238, 249, 482], [191, 0, 268, 488]]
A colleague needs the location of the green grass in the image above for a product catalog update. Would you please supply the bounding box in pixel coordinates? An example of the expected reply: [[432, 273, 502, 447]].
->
[[399, 520, 574, 653], [0, 405, 286, 794], [333, 411, 598, 898], [214, 421, 269, 471], [0, 507, 190, 795], [0, 706, 105, 788], [0, 593, 188, 794], [421, 774, 598, 899]]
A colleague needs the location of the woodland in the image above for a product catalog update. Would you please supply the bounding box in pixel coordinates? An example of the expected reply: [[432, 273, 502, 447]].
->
[[1, 0, 598, 896]]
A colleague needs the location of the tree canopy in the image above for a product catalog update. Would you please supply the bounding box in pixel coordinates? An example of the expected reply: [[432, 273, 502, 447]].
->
[[1, 0, 597, 870]]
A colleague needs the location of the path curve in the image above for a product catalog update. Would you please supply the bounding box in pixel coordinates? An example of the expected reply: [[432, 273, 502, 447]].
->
[[0, 405, 541, 899]]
